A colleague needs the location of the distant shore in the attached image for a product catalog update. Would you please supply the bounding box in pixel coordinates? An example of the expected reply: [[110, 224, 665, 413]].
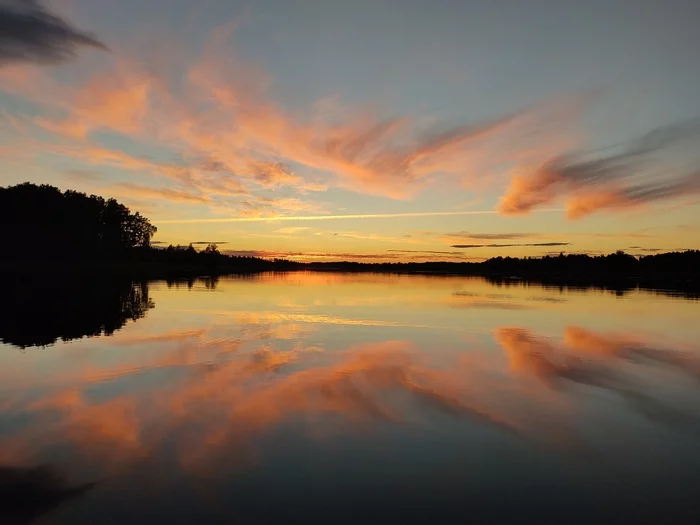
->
[[3, 184, 698, 297], [3, 258, 699, 299]]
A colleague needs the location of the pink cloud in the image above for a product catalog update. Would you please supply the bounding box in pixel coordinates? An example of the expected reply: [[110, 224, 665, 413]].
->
[[499, 120, 700, 219], [2, 30, 588, 206], [5, 21, 697, 221]]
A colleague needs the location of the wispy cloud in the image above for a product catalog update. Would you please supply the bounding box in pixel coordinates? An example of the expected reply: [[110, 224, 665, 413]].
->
[[323, 231, 418, 243], [446, 231, 541, 241], [109, 183, 212, 204], [451, 242, 570, 249], [388, 249, 464, 255], [437, 231, 656, 242], [0, 23, 594, 217], [221, 249, 480, 262], [0, 0, 106, 66], [63, 169, 99, 182], [157, 208, 562, 224], [499, 119, 700, 219], [4, 15, 697, 222], [273, 226, 312, 234], [223, 250, 397, 260]]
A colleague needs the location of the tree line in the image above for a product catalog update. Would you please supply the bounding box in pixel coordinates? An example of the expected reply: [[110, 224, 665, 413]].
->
[[1, 183, 698, 286], [1, 182, 155, 259], [308, 250, 700, 278]]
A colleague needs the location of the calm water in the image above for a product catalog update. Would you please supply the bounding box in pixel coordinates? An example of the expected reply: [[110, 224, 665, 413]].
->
[[1, 272, 700, 524]]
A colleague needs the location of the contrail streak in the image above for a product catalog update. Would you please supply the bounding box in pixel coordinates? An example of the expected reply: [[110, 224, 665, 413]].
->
[[157, 208, 564, 224]]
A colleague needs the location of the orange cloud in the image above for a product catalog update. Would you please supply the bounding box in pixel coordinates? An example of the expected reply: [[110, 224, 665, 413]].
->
[[36, 69, 151, 138], [499, 120, 700, 219], [7, 22, 697, 219], [109, 183, 212, 204], [3, 30, 589, 206]]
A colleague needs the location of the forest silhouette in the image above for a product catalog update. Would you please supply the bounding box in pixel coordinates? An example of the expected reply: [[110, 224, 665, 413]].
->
[[1, 182, 155, 259]]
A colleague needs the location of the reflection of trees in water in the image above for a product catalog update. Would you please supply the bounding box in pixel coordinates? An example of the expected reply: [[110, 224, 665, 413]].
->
[[0, 279, 154, 348], [0, 464, 95, 525], [165, 275, 220, 289], [485, 276, 700, 300]]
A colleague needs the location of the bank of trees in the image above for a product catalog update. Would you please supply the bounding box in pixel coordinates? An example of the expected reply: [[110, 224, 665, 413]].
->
[[0, 183, 303, 271], [0, 183, 156, 260], [1, 183, 698, 285], [306, 250, 700, 281]]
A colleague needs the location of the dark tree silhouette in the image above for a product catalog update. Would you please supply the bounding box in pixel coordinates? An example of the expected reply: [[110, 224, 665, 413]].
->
[[304, 250, 700, 279], [0, 182, 156, 260], [304, 250, 700, 297]]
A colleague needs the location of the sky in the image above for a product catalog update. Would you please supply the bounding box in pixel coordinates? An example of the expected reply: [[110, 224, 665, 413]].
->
[[1, 0, 699, 262]]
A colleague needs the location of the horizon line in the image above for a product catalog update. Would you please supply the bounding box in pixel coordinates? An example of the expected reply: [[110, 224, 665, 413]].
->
[[156, 208, 566, 224]]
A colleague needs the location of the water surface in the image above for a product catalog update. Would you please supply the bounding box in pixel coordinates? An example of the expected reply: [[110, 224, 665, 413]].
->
[[1, 273, 699, 524]]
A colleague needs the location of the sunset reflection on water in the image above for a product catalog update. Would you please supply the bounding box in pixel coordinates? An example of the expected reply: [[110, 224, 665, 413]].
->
[[1, 273, 699, 524]]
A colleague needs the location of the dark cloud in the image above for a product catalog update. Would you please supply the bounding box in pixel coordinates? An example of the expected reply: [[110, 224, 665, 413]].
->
[[304, 253, 398, 260], [63, 169, 99, 182], [628, 246, 663, 252], [451, 242, 570, 249], [404, 254, 483, 261], [544, 250, 599, 257], [0, 0, 107, 66], [222, 250, 396, 259], [221, 250, 480, 261], [388, 249, 464, 255], [447, 231, 539, 240], [544, 119, 700, 186]]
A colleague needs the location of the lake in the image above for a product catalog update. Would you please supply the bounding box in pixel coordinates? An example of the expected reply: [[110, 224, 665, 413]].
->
[[1, 272, 699, 524]]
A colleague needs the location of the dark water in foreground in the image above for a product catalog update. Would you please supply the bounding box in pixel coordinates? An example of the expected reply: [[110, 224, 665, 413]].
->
[[1, 272, 699, 524]]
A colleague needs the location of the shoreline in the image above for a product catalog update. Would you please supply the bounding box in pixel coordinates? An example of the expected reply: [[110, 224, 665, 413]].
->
[[3, 261, 698, 299]]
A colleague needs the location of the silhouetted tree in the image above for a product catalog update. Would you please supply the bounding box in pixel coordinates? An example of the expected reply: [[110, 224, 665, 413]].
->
[[0, 182, 156, 260]]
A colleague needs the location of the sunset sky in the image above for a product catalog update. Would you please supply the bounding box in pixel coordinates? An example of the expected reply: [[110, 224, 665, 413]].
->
[[1, 0, 699, 262]]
